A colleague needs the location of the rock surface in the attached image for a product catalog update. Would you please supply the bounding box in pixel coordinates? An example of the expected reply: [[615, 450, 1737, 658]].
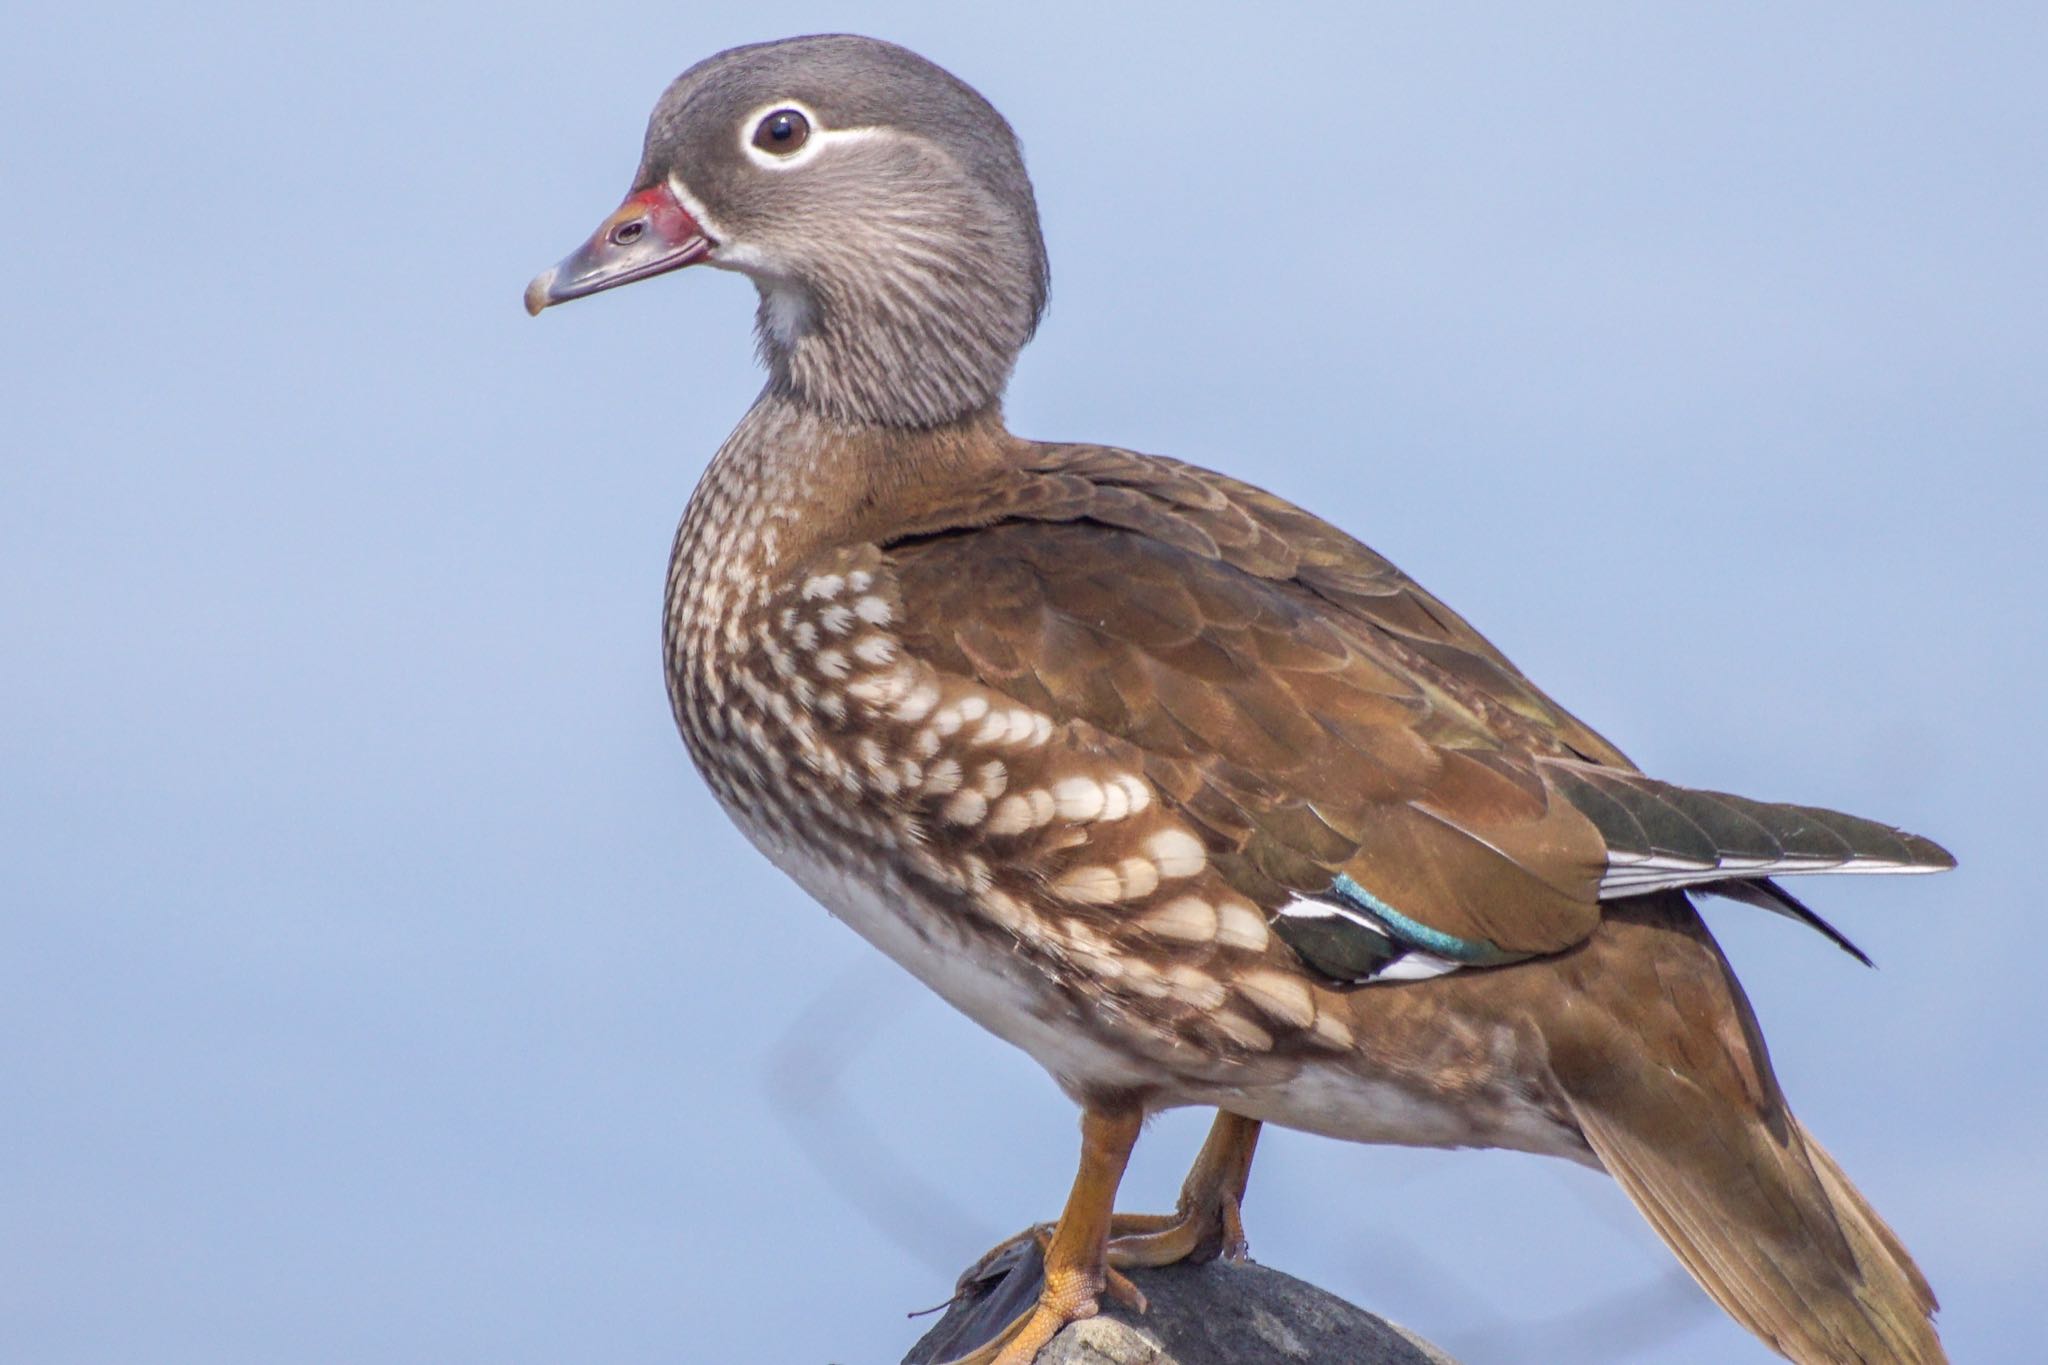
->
[[903, 1241, 1455, 1365]]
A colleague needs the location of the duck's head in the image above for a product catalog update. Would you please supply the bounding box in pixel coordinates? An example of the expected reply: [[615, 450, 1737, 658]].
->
[[526, 34, 1049, 429]]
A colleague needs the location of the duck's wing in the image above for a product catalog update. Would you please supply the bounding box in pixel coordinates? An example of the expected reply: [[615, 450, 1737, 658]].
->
[[873, 443, 1949, 977]]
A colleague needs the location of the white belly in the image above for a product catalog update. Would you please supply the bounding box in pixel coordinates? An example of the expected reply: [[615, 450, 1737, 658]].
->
[[738, 819, 1591, 1164], [748, 823, 1157, 1096], [1222, 1064, 1594, 1164]]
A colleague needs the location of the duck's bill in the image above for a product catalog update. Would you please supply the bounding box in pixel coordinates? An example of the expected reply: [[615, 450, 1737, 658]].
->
[[524, 184, 714, 315]]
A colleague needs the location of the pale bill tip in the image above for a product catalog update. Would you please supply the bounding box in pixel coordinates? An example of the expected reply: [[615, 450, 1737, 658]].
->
[[523, 268, 557, 317]]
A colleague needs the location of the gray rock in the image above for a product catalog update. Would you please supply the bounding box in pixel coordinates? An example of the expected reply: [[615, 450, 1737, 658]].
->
[[903, 1241, 1455, 1365]]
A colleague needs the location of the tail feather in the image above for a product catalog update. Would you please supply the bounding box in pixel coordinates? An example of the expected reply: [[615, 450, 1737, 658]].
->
[[1555, 895, 1944, 1363], [1801, 1126, 1942, 1339], [1575, 1104, 1942, 1364]]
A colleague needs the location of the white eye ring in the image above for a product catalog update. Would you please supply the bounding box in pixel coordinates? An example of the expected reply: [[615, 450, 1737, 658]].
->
[[737, 98, 882, 170]]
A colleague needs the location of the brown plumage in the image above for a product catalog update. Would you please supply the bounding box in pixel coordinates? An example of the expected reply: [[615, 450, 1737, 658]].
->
[[528, 34, 1952, 1364]]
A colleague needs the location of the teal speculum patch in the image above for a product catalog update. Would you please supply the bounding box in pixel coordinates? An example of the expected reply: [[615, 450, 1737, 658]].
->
[[1328, 873, 1509, 965]]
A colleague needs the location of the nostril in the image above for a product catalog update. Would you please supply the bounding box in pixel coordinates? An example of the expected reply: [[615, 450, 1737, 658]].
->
[[612, 220, 647, 246]]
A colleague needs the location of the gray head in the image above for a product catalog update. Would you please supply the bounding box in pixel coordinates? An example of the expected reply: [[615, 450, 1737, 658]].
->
[[526, 35, 1049, 429]]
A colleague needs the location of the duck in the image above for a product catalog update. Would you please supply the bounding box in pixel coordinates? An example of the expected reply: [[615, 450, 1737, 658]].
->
[[525, 33, 1950, 1365]]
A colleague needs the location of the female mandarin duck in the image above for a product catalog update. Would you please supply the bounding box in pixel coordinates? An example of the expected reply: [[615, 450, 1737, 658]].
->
[[527, 34, 1949, 1365]]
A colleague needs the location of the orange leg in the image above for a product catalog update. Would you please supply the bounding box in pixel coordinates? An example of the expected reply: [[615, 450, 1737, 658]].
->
[[1106, 1110, 1261, 1269], [943, 1111, 1262, 1364], [943, 1106, 1143, 1365]]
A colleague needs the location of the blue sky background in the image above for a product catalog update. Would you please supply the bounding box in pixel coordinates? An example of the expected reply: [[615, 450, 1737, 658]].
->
[[4, 4, 2042, 1362]]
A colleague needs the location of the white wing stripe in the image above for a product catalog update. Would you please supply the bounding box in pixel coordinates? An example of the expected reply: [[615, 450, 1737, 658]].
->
[[1599, 855, 1943, 898]]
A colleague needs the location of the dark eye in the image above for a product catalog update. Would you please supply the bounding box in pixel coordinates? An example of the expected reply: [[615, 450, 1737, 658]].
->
[[752, 108, 810, 155]]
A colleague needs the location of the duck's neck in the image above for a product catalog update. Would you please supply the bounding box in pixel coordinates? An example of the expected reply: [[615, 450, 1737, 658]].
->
[[750, 261, 1034, 429]]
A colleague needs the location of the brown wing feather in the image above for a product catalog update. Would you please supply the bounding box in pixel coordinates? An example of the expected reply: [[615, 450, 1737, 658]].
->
[[884, 449, 1616, 957], [1031, 445, 1639, 768]]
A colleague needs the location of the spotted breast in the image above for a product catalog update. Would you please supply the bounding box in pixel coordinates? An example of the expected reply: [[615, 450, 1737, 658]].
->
[[664, 404, 1370, 1101]]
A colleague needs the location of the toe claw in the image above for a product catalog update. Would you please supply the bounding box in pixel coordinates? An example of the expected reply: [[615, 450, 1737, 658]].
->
[[1103, 1265, 1148, 1314]]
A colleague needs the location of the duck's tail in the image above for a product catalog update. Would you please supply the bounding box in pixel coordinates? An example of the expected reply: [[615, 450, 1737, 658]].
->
[[1555, 895, 1943, 1363]]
